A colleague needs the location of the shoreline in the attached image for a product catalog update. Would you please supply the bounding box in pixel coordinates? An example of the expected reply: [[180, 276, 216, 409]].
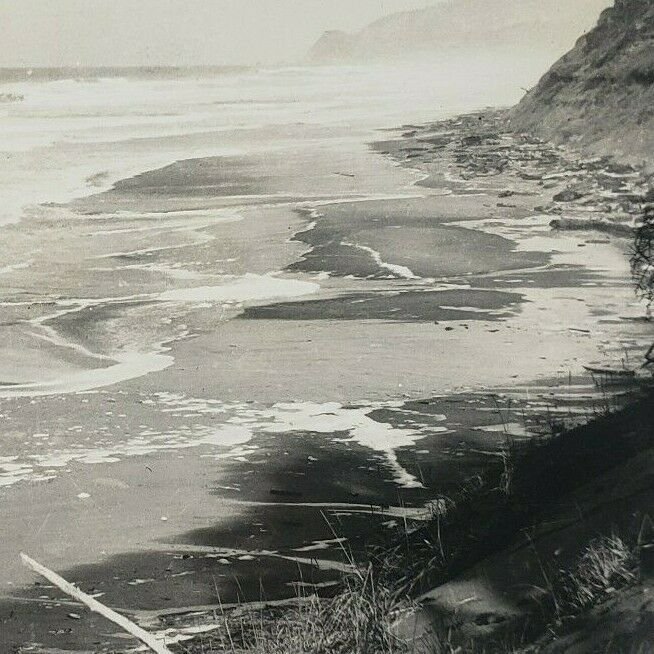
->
[[1, 108, 652, 653]]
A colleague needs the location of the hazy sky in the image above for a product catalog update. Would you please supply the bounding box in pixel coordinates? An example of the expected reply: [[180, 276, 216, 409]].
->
[[0, 0, 442, 67]]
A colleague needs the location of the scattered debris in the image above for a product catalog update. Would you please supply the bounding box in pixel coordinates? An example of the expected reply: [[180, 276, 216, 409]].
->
[[387, 110, 652, 237], [583, 365, 637, 378]]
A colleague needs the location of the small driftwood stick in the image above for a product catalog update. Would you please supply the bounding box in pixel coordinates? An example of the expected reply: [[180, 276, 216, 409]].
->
[[20, 553, 174, 654]]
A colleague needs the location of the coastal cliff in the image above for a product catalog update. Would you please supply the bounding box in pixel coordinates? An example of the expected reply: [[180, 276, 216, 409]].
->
[[510, 0, 654, 165], [306, 0, 610, 65]]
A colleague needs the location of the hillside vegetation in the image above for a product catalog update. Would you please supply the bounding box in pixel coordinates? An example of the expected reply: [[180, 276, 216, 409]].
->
[[510, 0, 654, 165]]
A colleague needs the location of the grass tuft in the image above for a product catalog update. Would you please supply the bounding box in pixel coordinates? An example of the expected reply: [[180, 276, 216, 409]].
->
[[561, 535, 638, 612], [188, 567, 418, 654]]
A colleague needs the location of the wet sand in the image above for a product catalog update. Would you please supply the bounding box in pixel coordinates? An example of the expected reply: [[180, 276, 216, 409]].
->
[[0, 112, 652, 652], [288, 196, 548, 279]]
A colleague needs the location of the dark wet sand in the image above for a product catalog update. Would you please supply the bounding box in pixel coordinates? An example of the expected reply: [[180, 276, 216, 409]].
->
[[289, 197, 548, 278], [240, 288, 523, 322]]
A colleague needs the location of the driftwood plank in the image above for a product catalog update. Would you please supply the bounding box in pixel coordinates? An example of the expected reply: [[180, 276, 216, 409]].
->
[[20, 553, 174, 654]]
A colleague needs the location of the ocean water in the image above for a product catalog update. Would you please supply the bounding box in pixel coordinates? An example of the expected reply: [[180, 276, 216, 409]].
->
[[0, 57, 543, 390], [0, 56, 649, 459], [0, 57, 542, 225]]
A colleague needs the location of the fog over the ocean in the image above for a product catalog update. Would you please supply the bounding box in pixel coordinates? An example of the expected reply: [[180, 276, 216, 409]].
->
[[0, 0, 608, 67], [0, 0, 439, 67]]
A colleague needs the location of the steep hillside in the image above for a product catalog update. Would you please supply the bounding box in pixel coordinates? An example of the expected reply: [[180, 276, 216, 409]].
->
[[510, 0, 654, 164], [306, 0, 610, 64]]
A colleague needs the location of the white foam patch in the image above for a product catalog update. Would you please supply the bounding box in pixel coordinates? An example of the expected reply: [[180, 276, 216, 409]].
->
[[439, 305, 500, 314], [0, 346, 174, 398], [122, 263, 207, 281], [474, 422, 532, 437], [0, 393, 448, 490], [294, 537, 347, 553], [0, 456, 56, 487], [22, 423, 253, 474], [341, 240, 420, 280], [0, 272, 318, 398], [0, 458, 35, 488], [0, 293, 178, 398], [158, 273, 320, 304], [258, 401, 447, 488], [88, 208, 245, 235]]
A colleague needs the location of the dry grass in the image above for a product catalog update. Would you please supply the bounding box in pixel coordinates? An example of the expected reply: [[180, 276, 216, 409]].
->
[[499, 436, 517, 497], [561, 535, 638, 613], [177, 530, 642, 654], [183, 567, 419, 654]]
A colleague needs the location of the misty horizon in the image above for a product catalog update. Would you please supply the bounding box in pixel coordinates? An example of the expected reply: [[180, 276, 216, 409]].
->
[[0, 0, 438, 68], [0, 0, 610, 68]]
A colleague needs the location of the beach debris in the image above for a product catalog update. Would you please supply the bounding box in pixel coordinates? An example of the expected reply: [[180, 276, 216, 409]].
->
[[583, 365, 636, 378], [20, 553, 174, 654], [394, 111, 650, 237], [550, 217, 634, 236]]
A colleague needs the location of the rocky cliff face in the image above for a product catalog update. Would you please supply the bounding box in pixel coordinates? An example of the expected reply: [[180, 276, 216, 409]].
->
[[510, 0, 654, 165], [306, 0, 609, 65]]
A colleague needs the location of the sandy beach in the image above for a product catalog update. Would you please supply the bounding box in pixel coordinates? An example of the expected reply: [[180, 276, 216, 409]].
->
[[0, 66, 651, 652]]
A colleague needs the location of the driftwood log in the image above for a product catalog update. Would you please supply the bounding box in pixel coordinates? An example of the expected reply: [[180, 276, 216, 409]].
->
[[20, 553, 174, 654]]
